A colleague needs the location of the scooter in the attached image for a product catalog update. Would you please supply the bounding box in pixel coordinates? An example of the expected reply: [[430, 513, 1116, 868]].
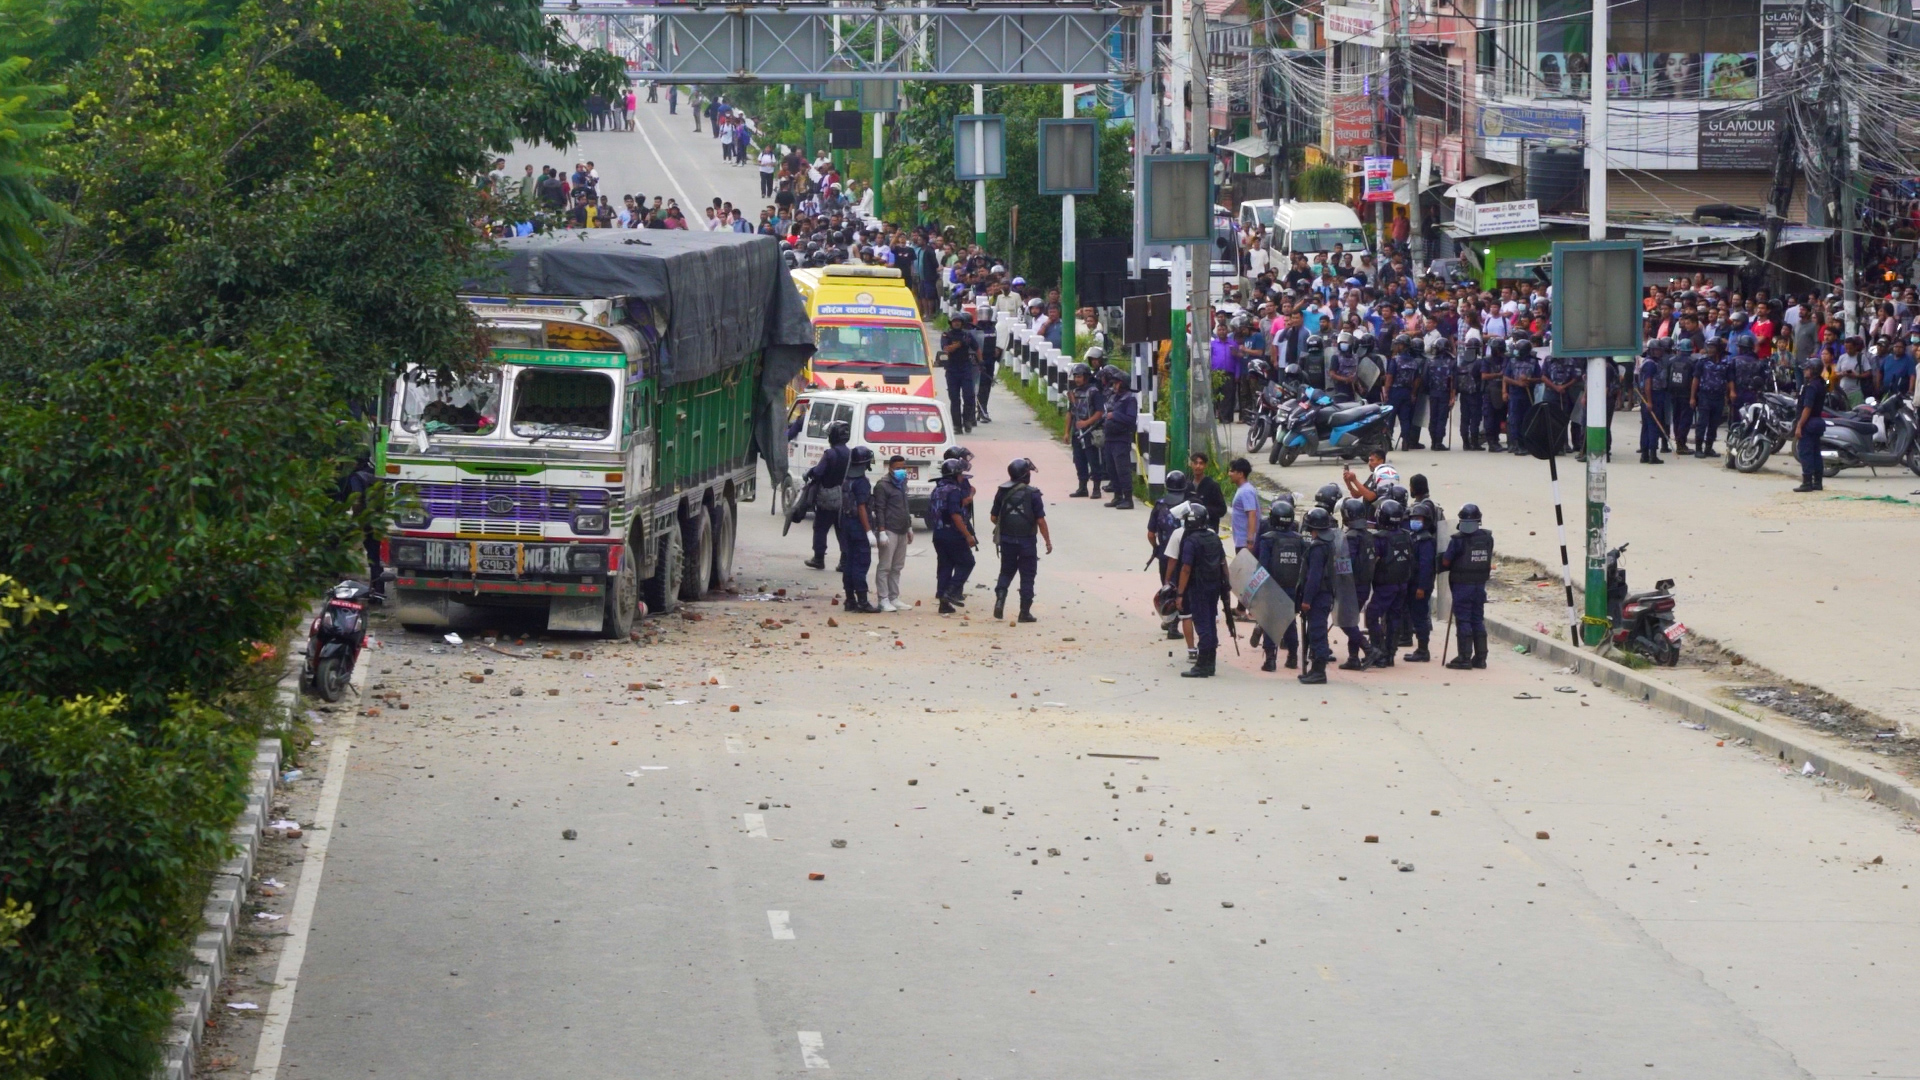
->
[[1818, 392, 1920, 477], [1604, 543, 1682, 666], [1244, 364, 1309, 454], [1270, 391, 1395, 467], [302, 580, 373, 702], [1727, 391, 1800, 473]]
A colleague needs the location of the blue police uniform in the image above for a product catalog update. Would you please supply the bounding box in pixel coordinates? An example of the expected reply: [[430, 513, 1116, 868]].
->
[[1664, 349, 1696, 452], [1103, 384, 1138, 506], [1731, 348, 1768, 411], [1546, 355, 1583, 453], [1424, 351, 1456, 449], [1407, 521, 1437, 652], [929, 476, 975, 601], [1795, 374, 1828, 489], [1441, 525, 1495, 668], [942, 327, 978, 431], [1179, 528, 1223, 656], [1068, 381, 1107, 493], [1504, 352, 1539, 453], [1638, 354, 1667, 459], [1252, 526, 1303, 666], [838, 471, 872, 602], [1299, 531, 1336, 673], [1365, 526, 1412, 667], [805, 442, 850, 566], [1387, 350, 1423, 449], [1456, 351, 1484, 448], [1693, 350, 1732, 454], [1341, 529, 1371, 663], [974, 323, 999, 421], [992, 481, 1046, 605]]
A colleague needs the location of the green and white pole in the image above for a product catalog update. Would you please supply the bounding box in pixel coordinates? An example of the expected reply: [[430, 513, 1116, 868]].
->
[[1059, 82, 1077, 360], [832, 99, 844, 179], [972, 84, 987, 247], [804, 92, 814, 160], [1168, 247, 1190, 470], [873, 109, 886, 221], [1583, 0, 1611, 646]]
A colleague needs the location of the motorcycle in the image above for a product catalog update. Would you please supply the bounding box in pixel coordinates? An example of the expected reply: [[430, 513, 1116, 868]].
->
[[1244, 366, 1309, 454], [1818, 392, 1920, 477], [1604, 543, 1682, 666], [302, 580, 373, 702], [1726, 391, 1799, 473], [1269, 391, 1394, 467]]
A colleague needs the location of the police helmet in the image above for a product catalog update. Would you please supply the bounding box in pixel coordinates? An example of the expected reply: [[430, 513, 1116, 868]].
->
[[1408, 336, 1426, 358], [1510, 338, 1532, 359], [1247, 359, 1271, 382], [1007, 457, 1036, 482], [1705, 337, 1727, 353], [1070, 362, 1091, 380], [1733, 331, 1757, 354], [1409, 499, 1438, 527], [849, 446, 875, 469], [939, 457, 967, 479], [1646, 337, 1672, 356], [1340, 497, 1369, 528], [1457, 502, 1483, 533], [943, 444, 973, 462], [1336, 331, 1355, 353], [1375, 498, 1405, 528], [1356, 331, 1377, 352], [1163, 469, 1190, 494], [1306, 334, 1326, 352], [826, 420, 851, 446], [953, 310, 973, 325], [1303, 505, 1335, 533], [1673, 336, 1694, 354], [1267, 499, 1296, 531], [1101, 365, 1127, 384], [1084, 345, 1106, 361], [1385, 483, 1409, 506], [1314, 482, 1341, 510]]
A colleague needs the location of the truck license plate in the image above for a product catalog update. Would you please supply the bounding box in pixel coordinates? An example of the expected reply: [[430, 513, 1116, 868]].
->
[[475, 542, 519, 575]]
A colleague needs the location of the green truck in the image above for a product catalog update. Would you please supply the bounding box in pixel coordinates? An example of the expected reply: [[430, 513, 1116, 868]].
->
[[382, 229, 812, 638]]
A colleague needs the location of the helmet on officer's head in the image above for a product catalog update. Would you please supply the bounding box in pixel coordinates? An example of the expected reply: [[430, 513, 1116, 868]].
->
[[1247, 359, 1271, 381], [1340, 497, 1369, 528], [1303, 506, 1335, 533], [1084, 346, 1106, 361], [1315, 482, 1341, 510], [1646, 337, 1672, 356], [849, 446, 875, 469], [1101, 365, 1127, 384], [1267, 499, 1296, 531], [1375, 498, 1405, 528], [1337, 330, 1355, 352], [939, 457, 967, 479], [1070, 362, 1091, 380], [1457, 502, 1483, 533], [1163, 469, 1190, 494], [1734, 331, 1757, 354], [1409, 499, 1438, 527], [1673, 336, 1694, 354], [826, 420, 851, 446], [1007, 457, 1036, 483], [943, 444, 973, 462]]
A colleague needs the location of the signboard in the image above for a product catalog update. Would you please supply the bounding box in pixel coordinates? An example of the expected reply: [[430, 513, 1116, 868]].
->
[[1143, 155, 1213, 244], [1323, 3, 1384, 47], [1762, 3, 1813, 90], [1331, 95, 1375, 156], [953, 114, 1006, 181], [1697, 107, 1780, 170], [815, 303, 921, 321], [1550, 241, 1644, 358], [1037, 118, 1100, 195], [1454, 198, 1540, 237], [1476, 104, 1584, 140], [1362, 156, 1394, 203]]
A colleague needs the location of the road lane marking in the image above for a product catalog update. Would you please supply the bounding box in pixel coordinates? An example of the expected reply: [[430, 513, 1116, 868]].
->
[[798, 1031, 830, 1069], [768, 910, 795, 939], [635, 107, 701, 216], [725, 735, 746, 754], [249, 716, 357, 1080], [743, 812, 768, 837]]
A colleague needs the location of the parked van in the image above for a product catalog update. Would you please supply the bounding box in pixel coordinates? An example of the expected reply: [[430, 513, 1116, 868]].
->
[[789, 265, 935, 399], [1267, 201, 1368, 259], [1238, 198, 1276, 233], [785, 389, 954, 515]]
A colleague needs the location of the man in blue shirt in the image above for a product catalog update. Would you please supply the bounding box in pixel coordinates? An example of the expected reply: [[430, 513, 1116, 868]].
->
[[1879, 336, 1917, 398], [1228, 458, 1260, 553]]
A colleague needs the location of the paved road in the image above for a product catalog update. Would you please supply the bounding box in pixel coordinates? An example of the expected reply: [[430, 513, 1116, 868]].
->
[[260, 107, 1920, 1079], [1222, 409, 1920, 730]]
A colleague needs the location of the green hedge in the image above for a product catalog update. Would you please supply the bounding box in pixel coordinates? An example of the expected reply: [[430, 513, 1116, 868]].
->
[[0, 695, 255, 1078]]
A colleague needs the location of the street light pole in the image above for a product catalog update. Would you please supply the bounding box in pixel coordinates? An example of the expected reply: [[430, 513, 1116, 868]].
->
[[1582, 0, 1610, 647], [1061, 82, 1079, 360], [1189, 0, 1216, 461], [1168, 0, 1191, 470], [973, 84, 987, 246]]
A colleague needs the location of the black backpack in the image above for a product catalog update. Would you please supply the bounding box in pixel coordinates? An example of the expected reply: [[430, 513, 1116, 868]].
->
[[1261, 531, 1306, 590], [1375, 529, 1414, 585], [1666, 354, 1692, 389], [1189, 530, 1226, 587], [998, 482, 1037, 539]]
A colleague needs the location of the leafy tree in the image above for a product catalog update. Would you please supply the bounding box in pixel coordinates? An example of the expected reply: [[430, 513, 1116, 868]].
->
[[420, 0, 630, 149], [0, 56, 66, 280]]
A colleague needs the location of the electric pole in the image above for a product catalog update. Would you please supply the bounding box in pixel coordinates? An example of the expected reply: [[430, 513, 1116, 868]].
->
[[1398, 0, 1425, 268], [1189, 0, 1216, 461]]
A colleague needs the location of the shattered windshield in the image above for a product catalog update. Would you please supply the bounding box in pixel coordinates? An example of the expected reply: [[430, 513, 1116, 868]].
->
[[509, 368, 616, 441], [398, 368, 501, 436]]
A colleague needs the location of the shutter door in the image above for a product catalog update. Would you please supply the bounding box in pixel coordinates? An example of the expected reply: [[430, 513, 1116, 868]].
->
[[1603, 170, 1804, 223]]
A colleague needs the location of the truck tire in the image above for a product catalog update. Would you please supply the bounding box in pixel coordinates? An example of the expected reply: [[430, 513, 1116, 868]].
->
[[601, 540, 640, 640], [643, 524, 682, 616], [680, 505, 713, 602], [709, 496, 737, 593]]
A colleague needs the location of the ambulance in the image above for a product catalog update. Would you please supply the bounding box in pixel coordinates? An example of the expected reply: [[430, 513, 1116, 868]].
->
[[789, 265, 935, 398]]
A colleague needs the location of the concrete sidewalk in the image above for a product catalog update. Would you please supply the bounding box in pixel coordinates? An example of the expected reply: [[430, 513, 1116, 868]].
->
[[1220, 410, 1920, 730]]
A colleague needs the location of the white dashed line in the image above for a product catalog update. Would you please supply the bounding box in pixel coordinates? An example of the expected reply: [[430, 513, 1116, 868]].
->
[[767, 910, 795, 940], [798, 1031, 830, 1069], [743, 812, 767, 838]]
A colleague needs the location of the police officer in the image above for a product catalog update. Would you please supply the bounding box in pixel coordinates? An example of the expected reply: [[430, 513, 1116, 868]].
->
[[1425, 338, 1457, 451], [1692, 338, 1732, 457], [839, 446, 875, 613], [1314, 481, 1342, 515], [1176, 502, 1227, 678], [1384, 334, 1424, 451], [930, 457, 978, 613], [989, 457, 1052, 622], [1727, 331, 1768, 468], [1066, 360, 1106, 497], [1255, 501, 1306, 671], [1665, 337, 1697, 454], [1359, 330, 1388, 404], [804, 419, 851, 571], [1296, 505, 1337, 684], [1441, 503, 1494, 669], [941, 311, 979, 433], [1337, 496, 1373, 671], [1503, 336, 1539, 454], [975, 308, 1000, 424], [1403, 499, 1439, 661], [1481, 337, 1508, 451], [1792, 355, 1829, 492], [1455, 332, 1485, 450], [1147, 469, 1192, 640], [1101, 366, 1138, 509], [1544, 348, 1583, 454], [1365, 498, 1413, 668], [1329, 331, 1363, 399], [1638, 339, 1669, 465]]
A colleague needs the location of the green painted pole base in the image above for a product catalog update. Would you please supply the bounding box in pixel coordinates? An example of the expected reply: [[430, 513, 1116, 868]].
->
[[1168, 309, 1190, 471]]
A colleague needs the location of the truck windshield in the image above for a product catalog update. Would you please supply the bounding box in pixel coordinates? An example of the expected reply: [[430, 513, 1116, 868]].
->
[[399, 368, 501, 436], [508, 368, 616, 441], [814, 325, 928, 372]]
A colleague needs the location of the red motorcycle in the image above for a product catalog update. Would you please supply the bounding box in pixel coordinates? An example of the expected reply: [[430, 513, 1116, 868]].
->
[[302, 580, 372, 701]]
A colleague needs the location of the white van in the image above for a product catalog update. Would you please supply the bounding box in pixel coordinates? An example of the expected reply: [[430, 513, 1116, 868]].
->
[[1268, 201, 1368, 259], [1239, 199, 1276, 233], [785, 389, 955, 517]]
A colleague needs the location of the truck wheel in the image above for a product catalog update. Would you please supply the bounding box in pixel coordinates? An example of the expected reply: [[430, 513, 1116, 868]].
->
[[643, 525, 682, 616], [709, 497, 737, 592], [601, 540, 639, 640], [680, 505, 713, 602]]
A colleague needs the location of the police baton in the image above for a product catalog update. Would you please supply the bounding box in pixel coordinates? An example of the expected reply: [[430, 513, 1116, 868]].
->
[[1439, 609, 1455, 667]]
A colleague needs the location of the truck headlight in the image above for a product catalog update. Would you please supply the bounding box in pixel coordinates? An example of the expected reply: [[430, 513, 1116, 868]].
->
[[396, 506, 431, 528], [571, 508, 608, 535], [390, 540, 428, 567], [570, 547, 607, 572]]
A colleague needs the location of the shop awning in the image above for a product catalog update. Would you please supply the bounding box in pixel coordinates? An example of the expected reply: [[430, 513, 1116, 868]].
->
[[1441, 174, 1513, 201], [1218, 135, 1272, 159]]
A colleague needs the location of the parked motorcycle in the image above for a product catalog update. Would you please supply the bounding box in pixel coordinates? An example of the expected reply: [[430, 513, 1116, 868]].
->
[[1819, 392, 1920, 477], [1604, 543, 1682, 666], [1270, 391, 1394, 467], [1244, 364, 1308, 454], [302, 580, 373, 702], [1726, 391, 1799, 473]]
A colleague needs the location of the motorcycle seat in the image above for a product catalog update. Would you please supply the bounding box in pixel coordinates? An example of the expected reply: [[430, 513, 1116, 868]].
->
[[1827, 416, 1876, 435], [1623, 589, 1671, 605], [1329, 405, 1379, 427]]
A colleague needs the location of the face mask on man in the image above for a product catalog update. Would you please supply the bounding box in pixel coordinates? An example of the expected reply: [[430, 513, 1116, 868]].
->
[[1409, 519, 1424, 532], [892, 469, 908, 483]]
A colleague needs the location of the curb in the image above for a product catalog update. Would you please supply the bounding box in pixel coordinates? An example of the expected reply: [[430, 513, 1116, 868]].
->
[[1484, 613, 1920, 821], [158, 666, 298, 1080]]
